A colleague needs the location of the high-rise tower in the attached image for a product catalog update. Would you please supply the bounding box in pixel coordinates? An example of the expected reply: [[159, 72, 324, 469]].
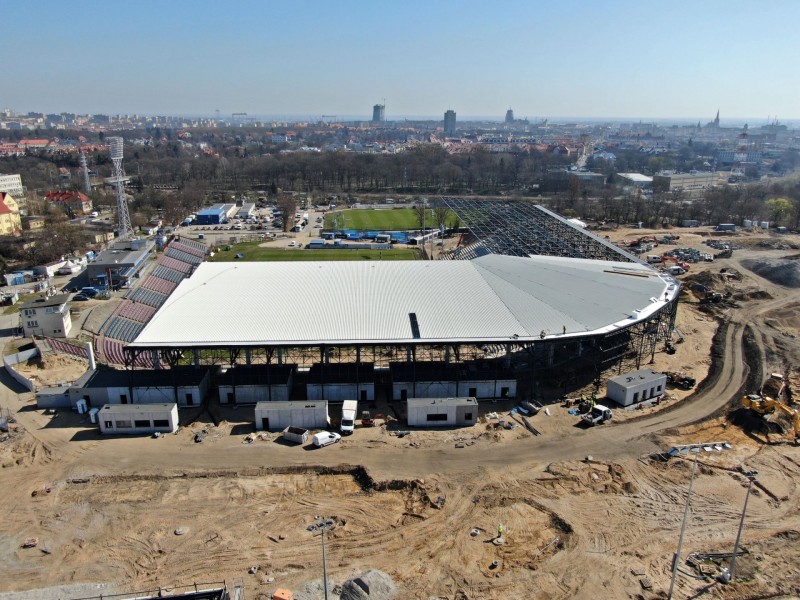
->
[[107, 137, 134, 239], [443, 110, 456, 136], [372, 103, 385, 123]]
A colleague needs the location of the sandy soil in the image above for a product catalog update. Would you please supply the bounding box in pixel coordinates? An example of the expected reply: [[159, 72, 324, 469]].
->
[[1, 227, 799, 599]]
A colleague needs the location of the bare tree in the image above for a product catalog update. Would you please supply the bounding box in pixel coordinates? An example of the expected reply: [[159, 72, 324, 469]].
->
[[277, 196, 297, 232]]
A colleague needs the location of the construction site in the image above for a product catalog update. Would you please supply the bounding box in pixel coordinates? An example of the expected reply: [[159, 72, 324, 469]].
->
[[1, 202, 800, 599]]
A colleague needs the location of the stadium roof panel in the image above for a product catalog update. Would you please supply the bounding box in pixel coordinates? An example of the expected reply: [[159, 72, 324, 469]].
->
[[128, 255, 677, 349]]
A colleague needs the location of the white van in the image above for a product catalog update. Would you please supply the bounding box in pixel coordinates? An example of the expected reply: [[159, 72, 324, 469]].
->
[[340, 400, 357, 435], [312, 431, 341, 447], [646, 255, 661, 264]]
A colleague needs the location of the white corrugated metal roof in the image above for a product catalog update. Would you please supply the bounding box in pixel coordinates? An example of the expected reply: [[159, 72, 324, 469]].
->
[[129, 255, 676, 348]]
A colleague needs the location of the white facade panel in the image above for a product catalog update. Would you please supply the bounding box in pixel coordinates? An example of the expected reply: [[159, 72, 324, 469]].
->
[[456, 379, 516, 399], [218, 384, 291, 404], [254, 401, 329, 431], [132, 384, 203, 406], [307, 383, 374, 402], [393, 381, 456, 401]]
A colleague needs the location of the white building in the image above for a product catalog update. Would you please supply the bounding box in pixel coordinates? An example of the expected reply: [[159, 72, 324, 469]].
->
[[0, 173, 24, 197], [606, 368, 667, 406], [653, 171, 719, 199], [254, 401, 329, 431], [19, 294, 72, 338], [407, 397, 478, 428], [98, 403, 178, 435]]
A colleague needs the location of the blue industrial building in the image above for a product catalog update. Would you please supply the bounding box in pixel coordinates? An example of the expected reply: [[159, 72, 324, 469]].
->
[[195, 204, 236, 225]]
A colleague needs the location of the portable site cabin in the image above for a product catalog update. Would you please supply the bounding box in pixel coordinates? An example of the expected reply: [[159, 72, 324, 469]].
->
[[98, 403, 179, 435], [254, 401, 329, 431], [68, 367, 211, 408], [407, 397, 478, 428], [218, 364, 296, 404], [606, 368, 668, 407], [306, 363, 375, 403], [390, 361, 516, 402]]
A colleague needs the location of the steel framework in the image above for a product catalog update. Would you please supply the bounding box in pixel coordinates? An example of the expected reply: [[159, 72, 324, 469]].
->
[[107, 137, 134, 239], [442, 197, 639, 262]]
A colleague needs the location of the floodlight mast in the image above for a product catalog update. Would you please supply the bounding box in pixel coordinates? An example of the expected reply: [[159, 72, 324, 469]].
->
[[108, 137, 134, 240]]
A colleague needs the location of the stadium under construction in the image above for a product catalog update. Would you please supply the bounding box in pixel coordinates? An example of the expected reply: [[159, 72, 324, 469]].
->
[[116, 199, 679, 402]]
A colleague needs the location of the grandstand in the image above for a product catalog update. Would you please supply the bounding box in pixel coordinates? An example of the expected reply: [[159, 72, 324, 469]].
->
[[441, 198, 639, 262], [94, 237, 207, 367]]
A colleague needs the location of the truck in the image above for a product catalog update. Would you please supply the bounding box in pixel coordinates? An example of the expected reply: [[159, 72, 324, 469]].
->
[[282, 426, 309, 445], [581, 404, 613, 426], [340, 400, 357, 435]]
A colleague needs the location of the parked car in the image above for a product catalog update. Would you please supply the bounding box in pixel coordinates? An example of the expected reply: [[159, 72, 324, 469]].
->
[[72, 294, 90, 301], [312, 431, 341, 447], [288, 241, 297, 247], [80, 287, 99, 297]]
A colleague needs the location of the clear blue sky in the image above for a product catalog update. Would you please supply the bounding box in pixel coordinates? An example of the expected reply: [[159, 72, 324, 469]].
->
[[4, 0, 799, 121]]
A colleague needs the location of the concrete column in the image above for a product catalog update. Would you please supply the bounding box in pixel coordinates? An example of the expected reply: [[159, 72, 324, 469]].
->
[[85, 341, 96, 370], [245, 348, 251, 365], [193, 349, 200, 367]]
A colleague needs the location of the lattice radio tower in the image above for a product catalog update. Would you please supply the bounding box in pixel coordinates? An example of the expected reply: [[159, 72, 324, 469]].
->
[[79, 150, 92, 195], [108, 137, 134, 239]]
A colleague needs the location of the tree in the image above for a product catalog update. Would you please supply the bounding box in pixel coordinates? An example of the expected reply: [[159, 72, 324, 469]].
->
[[766, 197, 795, 226], [433, 206, 451, 230], [276, 196, 296, 232], [413, 205, 429, 229]]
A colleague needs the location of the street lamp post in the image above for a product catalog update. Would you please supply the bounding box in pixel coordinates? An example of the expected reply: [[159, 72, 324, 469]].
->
[[726, 470, 758, 583], [668, 449, 698, 600], [667, 441, 731, 599], [307, 517, 336, 600]]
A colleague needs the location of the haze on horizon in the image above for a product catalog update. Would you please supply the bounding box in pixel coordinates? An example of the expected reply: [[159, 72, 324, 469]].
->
[[4, 0, 799, 122]]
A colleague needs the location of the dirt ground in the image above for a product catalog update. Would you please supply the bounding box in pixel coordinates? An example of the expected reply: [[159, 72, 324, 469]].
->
[[1, 226, 800, 599]]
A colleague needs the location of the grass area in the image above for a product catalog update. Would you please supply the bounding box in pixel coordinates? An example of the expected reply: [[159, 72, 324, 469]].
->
[[209, 242, 422, 262], [325, 208, 432, 231]]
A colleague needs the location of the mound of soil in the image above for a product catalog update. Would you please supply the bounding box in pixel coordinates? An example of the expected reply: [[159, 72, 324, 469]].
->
[[741, 258, 800, 288]]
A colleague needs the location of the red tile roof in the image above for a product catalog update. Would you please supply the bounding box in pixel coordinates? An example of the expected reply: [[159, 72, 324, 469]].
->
[[0, 194, 13, 214], [45, 191, 91, 203]]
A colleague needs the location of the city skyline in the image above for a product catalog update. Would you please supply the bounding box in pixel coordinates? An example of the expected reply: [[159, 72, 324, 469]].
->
[[3, 0, 800, 120]]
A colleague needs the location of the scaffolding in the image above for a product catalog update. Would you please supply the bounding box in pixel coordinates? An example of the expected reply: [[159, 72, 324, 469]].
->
[[442, 197, 639, 262]]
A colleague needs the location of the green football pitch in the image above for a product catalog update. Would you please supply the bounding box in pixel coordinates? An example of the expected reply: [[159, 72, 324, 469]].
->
[[324, 208, 432, 230], [209, 242, 422, 262]]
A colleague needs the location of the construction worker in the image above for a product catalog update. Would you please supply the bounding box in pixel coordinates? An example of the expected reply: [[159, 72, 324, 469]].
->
[[497, 524, 504, 538]]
